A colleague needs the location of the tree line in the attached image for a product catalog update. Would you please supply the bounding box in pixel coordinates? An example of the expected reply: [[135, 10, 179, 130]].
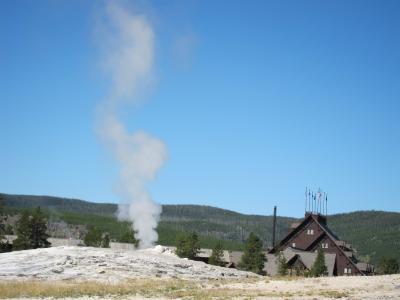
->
[[1, 199, 398, 276], [0, 200, 137, 252], [174, 230, 399, 276]]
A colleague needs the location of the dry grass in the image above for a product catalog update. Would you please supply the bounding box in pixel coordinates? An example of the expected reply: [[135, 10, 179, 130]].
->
[[271, 275, 306, 281], [0, 279, 351, 299], [0, 279, 191, 299]]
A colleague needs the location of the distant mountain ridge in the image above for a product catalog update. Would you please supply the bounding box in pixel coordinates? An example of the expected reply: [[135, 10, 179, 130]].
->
[[1, 193, 399, 264]]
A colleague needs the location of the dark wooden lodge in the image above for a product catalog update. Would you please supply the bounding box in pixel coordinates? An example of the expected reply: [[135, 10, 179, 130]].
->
[[265, 190, 374, 276]]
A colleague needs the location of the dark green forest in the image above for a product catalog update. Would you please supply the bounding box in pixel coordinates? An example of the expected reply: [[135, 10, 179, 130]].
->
[[1, 193, 399, 264]]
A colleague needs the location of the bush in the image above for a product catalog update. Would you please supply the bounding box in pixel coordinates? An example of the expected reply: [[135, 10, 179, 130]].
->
[[84, 226, 111, 248], [84, 226, 102, 247]]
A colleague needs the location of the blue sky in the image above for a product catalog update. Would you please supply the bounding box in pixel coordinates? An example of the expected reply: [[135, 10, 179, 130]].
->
[[1, 0, 399, 217]]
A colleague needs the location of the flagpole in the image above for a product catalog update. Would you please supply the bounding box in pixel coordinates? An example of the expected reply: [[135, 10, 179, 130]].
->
[[305, 187, 307, 214]]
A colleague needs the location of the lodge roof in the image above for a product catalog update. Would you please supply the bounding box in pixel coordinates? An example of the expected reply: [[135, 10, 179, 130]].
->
[[268, 213, 365, 275], [264, 247, 336, 276]]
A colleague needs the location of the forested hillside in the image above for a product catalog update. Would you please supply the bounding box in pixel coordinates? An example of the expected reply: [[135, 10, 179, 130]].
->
[[1, 193, 399, 264]]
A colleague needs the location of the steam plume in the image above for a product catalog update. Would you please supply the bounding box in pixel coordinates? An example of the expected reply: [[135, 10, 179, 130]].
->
[[97, 3, 167, 249]]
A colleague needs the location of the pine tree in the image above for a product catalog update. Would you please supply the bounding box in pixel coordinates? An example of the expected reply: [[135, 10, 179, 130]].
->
[[119, 227, 139, 247], [175, 231, 200, 259], [0, 197, 8, 253], [84, 226, 102, 247], [0, 197, 5, 241], [209, 241, 225, 267], [176, 234, 188, 258], [13, 211, 32, 250], [5, 224, 13, 235], [238, 232, 266, 275], [30, 207, 50, 249], [378, 257, 399, 275], [311, 247, 327, 277], [277, 252, 288, 276], [13, 208, 51, 250]]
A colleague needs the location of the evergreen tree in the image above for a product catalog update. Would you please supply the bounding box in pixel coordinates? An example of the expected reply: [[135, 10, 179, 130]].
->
[[30, 207, 50, 248], [277, 252, 288, 276], [0, 197, 5, 241], [84, 226, 102, 247], [378, 257, 399, 275], [311, 247, 327, 277], [5, 224, 13, 235], [176, 234, 188, 258], [0, 198, 10, 253], [13, 208, 51, 250], [175, 231, 200, 259], [101, 233, 110, 248], [238, 232, 266, 275], [209, 241, 225, 267], [13, 211, 33, 250]]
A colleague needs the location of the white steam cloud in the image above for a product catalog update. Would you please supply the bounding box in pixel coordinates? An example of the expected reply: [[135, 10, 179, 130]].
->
[[97, 3, 167, 249]]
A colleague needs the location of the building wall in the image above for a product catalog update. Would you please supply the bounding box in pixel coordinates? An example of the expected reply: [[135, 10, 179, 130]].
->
[[307, 235, 362, 276], [283, 219, 322, 250], [275, 215, 363, 276]]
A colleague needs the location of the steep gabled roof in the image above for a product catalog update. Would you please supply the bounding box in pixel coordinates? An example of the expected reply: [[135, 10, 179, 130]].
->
[[304, 232, 327, 251], [268, 213, 315, 254], [318, 221, 340, 241], [309, 215, 364, 275], [269, 213, 365, 275], [284, 247, 336, 276], [264, 247, 336, 276]]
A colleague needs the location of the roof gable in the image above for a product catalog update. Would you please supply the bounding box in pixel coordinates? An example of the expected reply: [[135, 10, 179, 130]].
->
[[269, 214, 315, 253], [269, 213, 365, 275]]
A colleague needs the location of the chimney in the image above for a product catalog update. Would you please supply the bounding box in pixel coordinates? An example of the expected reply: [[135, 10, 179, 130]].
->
[[272, 206, 277, 248]]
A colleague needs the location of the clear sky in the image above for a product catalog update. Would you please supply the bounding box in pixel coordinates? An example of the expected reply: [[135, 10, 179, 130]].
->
[[1, 0, 399, 217]]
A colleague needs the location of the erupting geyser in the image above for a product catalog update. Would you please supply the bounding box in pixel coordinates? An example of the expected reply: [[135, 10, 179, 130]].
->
[[96, 2, 167, 249]]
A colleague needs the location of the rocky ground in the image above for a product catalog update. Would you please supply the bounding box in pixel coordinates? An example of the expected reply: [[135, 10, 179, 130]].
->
[[0, 246, 254, 282], [0, 246, 399, 299]]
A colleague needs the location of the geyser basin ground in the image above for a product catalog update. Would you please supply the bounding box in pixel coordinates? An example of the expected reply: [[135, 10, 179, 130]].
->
[[0, 246, 399, 299], [0, 246, 255, 282]]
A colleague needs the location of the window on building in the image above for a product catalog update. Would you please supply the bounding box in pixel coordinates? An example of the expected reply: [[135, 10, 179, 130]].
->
[[344, 267, 352, 274], [292, 242, 296, 248], [306, 229, 314, 235], [321, 243, 329, 249]]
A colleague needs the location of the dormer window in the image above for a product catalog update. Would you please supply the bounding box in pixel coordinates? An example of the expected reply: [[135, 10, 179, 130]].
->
[[344, 267, 352, 274], [306, 229, 314, 235]]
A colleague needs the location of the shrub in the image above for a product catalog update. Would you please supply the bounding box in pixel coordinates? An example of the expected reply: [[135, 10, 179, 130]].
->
[[84, 226, 102, 247]]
